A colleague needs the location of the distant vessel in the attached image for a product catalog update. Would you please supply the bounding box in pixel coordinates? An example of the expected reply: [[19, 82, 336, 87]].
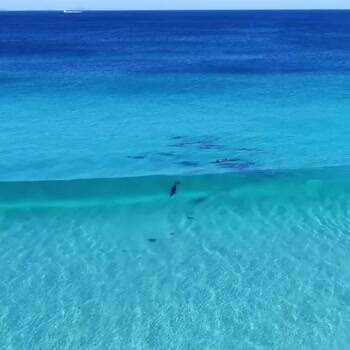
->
[[63, 10, 83, 14]]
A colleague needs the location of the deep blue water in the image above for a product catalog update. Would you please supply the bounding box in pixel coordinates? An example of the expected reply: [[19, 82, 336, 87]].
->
[[2, 11, 350, 349], [2, 11, 350, 74], [1, 11, 350, 180]]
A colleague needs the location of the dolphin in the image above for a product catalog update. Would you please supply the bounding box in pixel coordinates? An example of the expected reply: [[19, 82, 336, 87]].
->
[[170, 181, 181, 196]]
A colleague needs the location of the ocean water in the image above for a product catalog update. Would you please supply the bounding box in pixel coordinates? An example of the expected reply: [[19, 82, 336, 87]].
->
[[1, 10, 350, 349]]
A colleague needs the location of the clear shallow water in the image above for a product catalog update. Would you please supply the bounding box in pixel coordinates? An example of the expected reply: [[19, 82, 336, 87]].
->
[[2, 10, 350, 349], [1, 168, 350, 349]]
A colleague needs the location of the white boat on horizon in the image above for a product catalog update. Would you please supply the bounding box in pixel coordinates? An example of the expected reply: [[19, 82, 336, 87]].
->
[[63, 10, 83, 14]]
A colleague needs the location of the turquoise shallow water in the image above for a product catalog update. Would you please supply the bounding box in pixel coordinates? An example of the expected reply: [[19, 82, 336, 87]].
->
[[1, 167, 350, 349], [2, 73, 350, 180]]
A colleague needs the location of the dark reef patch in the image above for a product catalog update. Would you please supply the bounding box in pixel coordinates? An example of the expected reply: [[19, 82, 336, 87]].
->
[[210, 158, 241, 164], [148, 238, 157, 243], [236, 147, 260, 152], [177, 160, 200, 167], [157, 152, 175, 157], [217, 160, 254, 170], [170, 135, 187, 140], [168, 141, 197, 148], [190, 197, 207, 204], [198, 143, 224, 150], [127, 155, 146, 160], [209, 157, 255, 171]]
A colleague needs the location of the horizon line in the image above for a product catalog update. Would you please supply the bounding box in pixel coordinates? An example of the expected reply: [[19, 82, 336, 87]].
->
[[1, 8, 350, 12]]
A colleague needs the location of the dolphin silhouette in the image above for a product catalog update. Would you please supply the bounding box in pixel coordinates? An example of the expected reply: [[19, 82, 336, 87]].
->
[[170, 181, 181, 196]]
